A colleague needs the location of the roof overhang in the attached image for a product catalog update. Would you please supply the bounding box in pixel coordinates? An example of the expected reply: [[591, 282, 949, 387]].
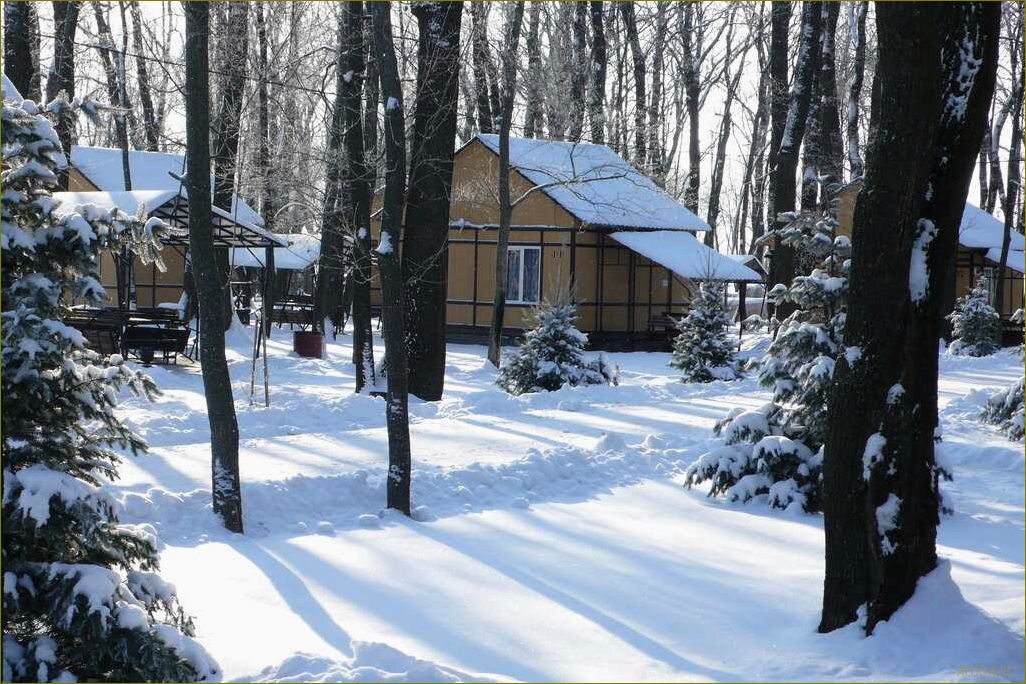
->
[[610, 230, 763, 282], [53, 190, 286, 248]]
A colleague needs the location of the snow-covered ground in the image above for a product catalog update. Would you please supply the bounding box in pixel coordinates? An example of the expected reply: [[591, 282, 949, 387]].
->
[[105, 324, 1025, 682]]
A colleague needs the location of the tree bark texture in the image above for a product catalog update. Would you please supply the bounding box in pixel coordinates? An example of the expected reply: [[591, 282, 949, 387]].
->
[[184, 1, 244, 534], [403, 1, 463, 402], [820, 1, 999, 635]]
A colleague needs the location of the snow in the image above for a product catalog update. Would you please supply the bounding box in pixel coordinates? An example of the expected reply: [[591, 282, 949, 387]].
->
[[610, 231, 763, 282], [474, 134, 710, 232], [909, 218, 937, 303], [97, 327, 1023, 681], [862, 433, 887, 480], [984, 248, 1026, 274], [876, 494, 902, 555], [231, 233, 321, 271], [959, 203, 1026, 252], [70, 145, 266, 231]]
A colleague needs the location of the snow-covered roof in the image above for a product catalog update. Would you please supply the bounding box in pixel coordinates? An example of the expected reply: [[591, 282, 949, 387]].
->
[[985, 248, 1025, 274], [53, 189, 179, 218], [70, 145, 265, 230], [473, 134, 710, 232], [610, 231, 763, 282], [959, 203, 1025, 252], [52, 190, 286, 247], [231, 233, 320, 270], [723, 253, 769, 276]]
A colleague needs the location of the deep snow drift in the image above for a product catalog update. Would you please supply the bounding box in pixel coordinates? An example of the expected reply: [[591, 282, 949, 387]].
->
[[103, 325, 1024, 682]]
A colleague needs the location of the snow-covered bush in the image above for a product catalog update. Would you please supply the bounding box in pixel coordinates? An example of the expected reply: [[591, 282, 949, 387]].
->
[[684, 203, 848, 512], [947, 275, 1001, 357], [982, 378, 1025, 441], [2, 80, 218, 682], [497, 297, 615, 395], [669, 281, 739, 382]]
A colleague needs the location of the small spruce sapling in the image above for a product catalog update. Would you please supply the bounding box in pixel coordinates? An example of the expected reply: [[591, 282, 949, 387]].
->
[[497, 291, 615, 395], [669, 280, 739, 382], [684, 195, 848, 512], [947, 273, 1001, 357], [1, 78, 218, 682]]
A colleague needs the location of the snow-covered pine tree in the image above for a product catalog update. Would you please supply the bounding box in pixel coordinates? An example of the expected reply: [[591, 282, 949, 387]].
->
[[2, 80, 218, 682], [947, 273, 1001, 356], [684, 199, 849, 512], [669, 280, 739, 382], [982, 378, 1025, 441], [497, 294, 614, 395]]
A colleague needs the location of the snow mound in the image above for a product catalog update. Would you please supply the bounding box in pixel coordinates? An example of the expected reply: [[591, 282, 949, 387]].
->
[[819, 561, 1024, 681], [240, 641, 503, 683]]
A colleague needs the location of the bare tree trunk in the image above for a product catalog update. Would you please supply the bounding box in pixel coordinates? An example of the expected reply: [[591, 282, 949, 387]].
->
[[90, 2, 132, 188], [588, 1, 606, 145], [846, 1, 868, 179], [313, 11, 349, 335], [619, 2, 645, 164], [487, 2, 527, 368], [766, 1, 792, 226], [995, 4, 1024, 318], [470, 2, 494, 135], [210, 1, 248, 331], [746, 14, 771, 256], [706, 14, 745, 237], [404, 1, 463, 402], [768, 1, 821, 316], [4, 2, 41, 102], [648, 2, 667, 179], [47, 1, 82, 190], [184, 1, 243, 534], [369, 1, 412, 515], [986, 99, 1011, 213], [567, 1, 588, 142], [978, 138, 990, 208], [820, 1, 998, 635], [524, 2, 543, 138], [127, 1, 159, 151], [682, 3, 702, 223], [342, 0, 376, 393]]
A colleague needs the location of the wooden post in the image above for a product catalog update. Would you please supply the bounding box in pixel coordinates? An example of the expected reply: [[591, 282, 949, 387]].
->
[[263, 244, 275, 337]]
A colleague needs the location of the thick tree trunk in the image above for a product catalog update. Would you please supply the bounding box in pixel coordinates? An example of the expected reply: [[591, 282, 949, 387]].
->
[[403, 1, 463, 402], [820, 1, 998, 634], [255, 1, 275, 337], [588, 1, 606, 145], [845, 1, 868, 179], [487, 2, 526, 368], [4, 2, 40, 102], [766, 1, 792, 225], [370, 1, 412, 515], [619, 2, 645, 164], [184, 1, 244, 534], [524, 2, 544, 138], [768, 1, 822, 315], [341, 1, 376, 393], [313, 11, 350, 335], [47, 0, 82, 190], [817, 3, 843, 190]]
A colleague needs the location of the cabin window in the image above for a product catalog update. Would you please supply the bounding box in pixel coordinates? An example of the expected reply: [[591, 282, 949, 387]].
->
[[506, 246, 540, 304]]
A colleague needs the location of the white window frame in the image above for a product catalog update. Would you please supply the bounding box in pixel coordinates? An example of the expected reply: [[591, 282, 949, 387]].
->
[[506, 245, 541, 305]]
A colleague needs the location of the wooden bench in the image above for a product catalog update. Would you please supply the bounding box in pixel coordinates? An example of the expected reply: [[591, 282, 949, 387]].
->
[[121, 324, 191, 365], [65, 308, 122, 356]]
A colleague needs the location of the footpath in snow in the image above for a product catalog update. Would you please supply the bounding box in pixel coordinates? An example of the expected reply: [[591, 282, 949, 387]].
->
[[105, 327, 1025, 682]]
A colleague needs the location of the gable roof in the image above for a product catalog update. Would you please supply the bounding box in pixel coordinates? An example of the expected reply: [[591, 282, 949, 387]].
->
[[70, 145, 265, 230], [610, 231, 763, 282], [472, 134, 710, 232]]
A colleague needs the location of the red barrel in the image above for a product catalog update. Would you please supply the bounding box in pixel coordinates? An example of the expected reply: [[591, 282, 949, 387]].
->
[[293, 331, 324, 359]]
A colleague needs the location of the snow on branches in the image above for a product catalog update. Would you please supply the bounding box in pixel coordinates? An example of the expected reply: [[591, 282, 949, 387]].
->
[[2, 81, 216, 681]]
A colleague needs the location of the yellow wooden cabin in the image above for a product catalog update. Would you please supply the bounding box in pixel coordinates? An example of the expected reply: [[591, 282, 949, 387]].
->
[[372, 134, 762, 350]]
